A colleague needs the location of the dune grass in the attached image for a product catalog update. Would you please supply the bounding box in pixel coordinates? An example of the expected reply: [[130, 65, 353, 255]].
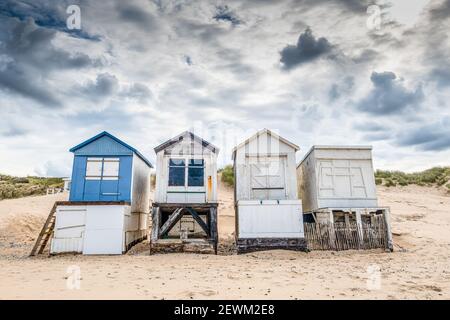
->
[[0, 174, 64, 200], [219, 165, 234, 188], [375, 167, 450, 188]]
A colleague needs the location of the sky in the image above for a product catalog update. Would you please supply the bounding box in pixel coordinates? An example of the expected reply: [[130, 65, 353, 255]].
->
[[0, 0, 449, 177]]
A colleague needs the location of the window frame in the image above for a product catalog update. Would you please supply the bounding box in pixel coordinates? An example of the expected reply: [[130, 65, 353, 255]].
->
[[167, 156, 205, 189], [85, 157, 120, 181]]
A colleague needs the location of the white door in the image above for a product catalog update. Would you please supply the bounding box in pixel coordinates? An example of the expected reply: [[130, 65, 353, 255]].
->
[[249, 157, 286, 200]]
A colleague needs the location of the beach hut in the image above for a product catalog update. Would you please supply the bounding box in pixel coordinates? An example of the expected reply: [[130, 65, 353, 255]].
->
[[297, 146, 393, 250], [48, 131, 153, 255], [150, 131, 219, 254], [232, 129, 306, 253]]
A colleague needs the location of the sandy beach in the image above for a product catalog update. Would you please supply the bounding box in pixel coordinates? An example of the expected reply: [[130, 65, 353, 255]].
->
[[0, 181, 449, 300]]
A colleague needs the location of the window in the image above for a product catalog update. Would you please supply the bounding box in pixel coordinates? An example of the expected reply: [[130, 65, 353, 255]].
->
[[168, 159, 185, 186], [86, 158, 120, 180], [168, 158, 204, 187], [188, 159, 204, 187]]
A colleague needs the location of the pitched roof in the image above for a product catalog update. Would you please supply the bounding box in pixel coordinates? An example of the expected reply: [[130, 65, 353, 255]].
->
[[154, 131, 219, 154], [231, 128, 299, 159], [69, 131, 153, 168]]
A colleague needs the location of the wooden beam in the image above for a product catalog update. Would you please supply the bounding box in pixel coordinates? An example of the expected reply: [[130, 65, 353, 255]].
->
[[159, 208, 184, 237], [151, 206, 160, 242], [185, 207, 210, 236], [209, 206, 218, 254]]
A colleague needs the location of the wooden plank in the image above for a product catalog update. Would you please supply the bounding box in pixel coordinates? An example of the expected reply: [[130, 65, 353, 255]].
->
[[185, 207, 210, 237], [209, 206, 218, 254], [159, 208, 184, 237], [150, 206, 160, 242]]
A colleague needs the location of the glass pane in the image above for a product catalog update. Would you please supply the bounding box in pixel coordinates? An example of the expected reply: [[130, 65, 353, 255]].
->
[[169, 166, 185, 186], [103, 160, 119, 178], [188, 167, 204, 186], [86, 160, 102, 178], [169, 158, 185, 166], [189, 159, 204, 167]]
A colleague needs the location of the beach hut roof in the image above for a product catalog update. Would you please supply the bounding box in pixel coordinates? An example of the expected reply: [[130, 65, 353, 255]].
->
[[69, 131, 153, 168], [231, 128, 299, 160], [154, 131, 219, 154]]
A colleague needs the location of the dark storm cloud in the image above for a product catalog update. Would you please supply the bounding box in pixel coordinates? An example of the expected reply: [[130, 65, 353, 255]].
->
[[429, 0, 450, 20], [430, 68, 450, 88], [116, 2, 158, 30], [122, 83, 153, 103], [280, 28, 333, 70], [78, 73, 119, 99], [357, 72, 424, 115], [352, 49, 379, 64], [175, 19, 227, 43], [213, 5, 242, 26], [0, 64, 61, 107], [0, 17, 100, 107], [0, 0, 100, 41], [184, 55, 193, 66], [396, 119, 450, 151]]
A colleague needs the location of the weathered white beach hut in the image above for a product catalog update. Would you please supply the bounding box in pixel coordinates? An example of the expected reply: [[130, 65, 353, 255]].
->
[[297, 146, 393, 251], [31, 132, 153, 256], [150, 131, 219, 254], [232, 129, 306, 253]]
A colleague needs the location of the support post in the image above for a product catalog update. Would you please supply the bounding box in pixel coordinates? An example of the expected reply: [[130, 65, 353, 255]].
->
[[383, 208, 394, 252], [355, 209, 364, 249], [209, 206, 218, 254], [151, 206, 160, 242]]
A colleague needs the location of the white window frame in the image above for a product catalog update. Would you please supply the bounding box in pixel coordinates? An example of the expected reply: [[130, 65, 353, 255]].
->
[[167, 156, 205, 192], [85, 157, 120, 181]]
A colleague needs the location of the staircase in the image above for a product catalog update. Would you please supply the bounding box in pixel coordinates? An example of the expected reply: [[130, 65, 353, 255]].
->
[[30, 202, 57, 256]]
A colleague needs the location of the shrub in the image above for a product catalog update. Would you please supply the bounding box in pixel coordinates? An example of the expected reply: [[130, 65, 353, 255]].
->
[[385, 179, 396, 187], [220, 165, 234, 187], [375, 178, 383, 185]]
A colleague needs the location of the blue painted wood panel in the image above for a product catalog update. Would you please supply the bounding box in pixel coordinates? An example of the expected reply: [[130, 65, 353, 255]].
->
[[73, 135, 133, 157], [69, 155, 132, 202]]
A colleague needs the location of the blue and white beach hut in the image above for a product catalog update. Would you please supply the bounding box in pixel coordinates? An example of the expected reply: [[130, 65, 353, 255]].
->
[[50, 131, 153, 255]]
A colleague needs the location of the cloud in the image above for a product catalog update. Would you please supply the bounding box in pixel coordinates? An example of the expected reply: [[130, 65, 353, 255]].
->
[[357, 72, 424, 115], [0, 0, 101, 41], [0, 64, 61, 107], [396, 118, 450, 151], [213, 5, 242, 26], [121, 83, 153, 103], [429, 0, 450, 21], [280, 27, 333, 69], [0, 17, 100, 107], [116, 1, 158, 30], [78, 73, 119, 100], [329, 76, 354, 101], [430, 68, 450, 88]]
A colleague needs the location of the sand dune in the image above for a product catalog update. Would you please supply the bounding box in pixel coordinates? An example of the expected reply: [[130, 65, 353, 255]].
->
[[0, 183, 449, 299]]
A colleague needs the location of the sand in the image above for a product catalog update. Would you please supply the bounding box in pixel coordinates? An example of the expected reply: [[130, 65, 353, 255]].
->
[[0, 183, 449, 300]]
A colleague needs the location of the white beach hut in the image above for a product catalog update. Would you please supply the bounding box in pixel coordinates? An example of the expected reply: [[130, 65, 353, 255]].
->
[[297, 145, 393, 251], [150, 131, 219, 254], [232, 129, 306, 253]]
